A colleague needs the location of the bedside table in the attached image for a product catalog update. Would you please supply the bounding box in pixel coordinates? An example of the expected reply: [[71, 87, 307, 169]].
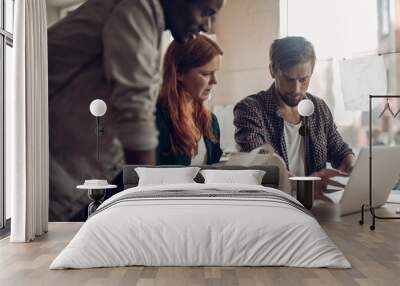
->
[[77, 181, 117, 217], [289, 176, 321, 210]]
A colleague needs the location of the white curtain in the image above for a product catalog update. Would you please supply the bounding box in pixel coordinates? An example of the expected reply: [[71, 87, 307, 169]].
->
[[9, 0, 49, 242]]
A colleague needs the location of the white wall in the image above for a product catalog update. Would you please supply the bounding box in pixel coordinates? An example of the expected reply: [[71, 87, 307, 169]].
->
[[211, 0, 280, 152], [46, 0, 84, 27], [46, 5, 60, 27], [213, 0, 280, 106]]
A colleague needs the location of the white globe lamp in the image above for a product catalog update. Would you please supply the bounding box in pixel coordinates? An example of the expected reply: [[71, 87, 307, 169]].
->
[[298, 99, 314, 117], [90, 99, 107, 117], [297, 99, 314, 176]]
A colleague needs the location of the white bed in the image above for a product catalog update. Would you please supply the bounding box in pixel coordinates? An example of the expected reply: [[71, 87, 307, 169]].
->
[[50, 183, 350, 269]]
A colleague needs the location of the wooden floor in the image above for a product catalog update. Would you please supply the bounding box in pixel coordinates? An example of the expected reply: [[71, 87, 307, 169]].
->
[[1, 203, 400, 286]]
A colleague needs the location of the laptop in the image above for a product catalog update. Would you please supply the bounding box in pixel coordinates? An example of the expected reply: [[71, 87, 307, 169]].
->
[[322, 146, 400, 215]]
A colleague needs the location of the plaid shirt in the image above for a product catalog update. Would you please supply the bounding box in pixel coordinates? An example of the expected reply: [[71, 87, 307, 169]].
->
[[234, 84, 353, 174]]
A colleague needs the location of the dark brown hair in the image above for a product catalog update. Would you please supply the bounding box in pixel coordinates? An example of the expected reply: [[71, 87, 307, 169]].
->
[[270, 36, 316, 71]]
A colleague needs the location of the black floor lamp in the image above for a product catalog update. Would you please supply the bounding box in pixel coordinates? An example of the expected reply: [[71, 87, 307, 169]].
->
[[291, 98, 321, 210], [359, 94, 400, 230], [85, 99, 109, 215], [298, 98, 315, 176], [89, 99, 107, 162]]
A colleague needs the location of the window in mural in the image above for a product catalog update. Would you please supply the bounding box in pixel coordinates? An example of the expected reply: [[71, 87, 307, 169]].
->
[[283, 0, 398, 150], [1, 0, 14, 230]]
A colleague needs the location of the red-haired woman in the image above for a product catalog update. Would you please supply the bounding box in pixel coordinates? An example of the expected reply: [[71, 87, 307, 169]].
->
[[156, 35, 223, 165]]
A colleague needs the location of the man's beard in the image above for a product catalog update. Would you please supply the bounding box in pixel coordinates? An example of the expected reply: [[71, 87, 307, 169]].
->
[[278, 93, 304, 107]]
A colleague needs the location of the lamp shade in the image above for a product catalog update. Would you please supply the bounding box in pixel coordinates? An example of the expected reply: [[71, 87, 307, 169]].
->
[[298, 99, 314, 117], [89, 99, 107, 117]]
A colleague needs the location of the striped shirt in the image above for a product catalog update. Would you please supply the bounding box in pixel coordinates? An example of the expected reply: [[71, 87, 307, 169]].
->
[[233, 84, 353, 174]]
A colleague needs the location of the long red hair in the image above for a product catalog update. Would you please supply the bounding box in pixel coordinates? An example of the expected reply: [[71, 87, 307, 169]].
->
[[159, 35, 223, 158]]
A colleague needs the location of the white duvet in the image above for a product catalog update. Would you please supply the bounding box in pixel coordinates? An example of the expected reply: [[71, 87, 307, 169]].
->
[[50, 183, 350, 269]]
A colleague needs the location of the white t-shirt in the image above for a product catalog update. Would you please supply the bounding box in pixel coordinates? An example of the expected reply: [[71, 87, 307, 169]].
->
[[284, 121, 305, 176], [191, 137, 207, 165]]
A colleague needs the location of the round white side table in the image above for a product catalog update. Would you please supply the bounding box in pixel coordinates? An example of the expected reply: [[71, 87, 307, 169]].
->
[[77, 183, 117, 216]]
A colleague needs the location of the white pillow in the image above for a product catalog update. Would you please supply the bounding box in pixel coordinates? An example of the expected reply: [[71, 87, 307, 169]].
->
[[200, 169, 266, 185], [135, 167, 201, 186]]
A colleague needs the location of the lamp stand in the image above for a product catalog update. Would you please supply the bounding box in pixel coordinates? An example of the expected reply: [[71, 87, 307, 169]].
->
[[95, 116, 105, 162], [299, 116, 310, 176]]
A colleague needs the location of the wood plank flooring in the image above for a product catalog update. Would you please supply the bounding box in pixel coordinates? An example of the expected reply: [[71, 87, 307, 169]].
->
[[1, 203, 400, 286]]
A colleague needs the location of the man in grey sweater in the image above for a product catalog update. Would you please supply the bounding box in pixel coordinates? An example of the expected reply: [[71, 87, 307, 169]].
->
[[48, 0, 225, 221]]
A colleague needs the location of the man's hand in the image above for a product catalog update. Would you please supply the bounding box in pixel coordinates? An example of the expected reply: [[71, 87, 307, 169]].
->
[[311, 168, 349, 202], [124, 149, 155, 165], [338, 153, 355, 173], [312, 168, 348, 188]]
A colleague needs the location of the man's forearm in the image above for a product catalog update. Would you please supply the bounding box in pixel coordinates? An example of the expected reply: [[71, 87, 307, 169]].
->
[[124, 148, 156, 165]]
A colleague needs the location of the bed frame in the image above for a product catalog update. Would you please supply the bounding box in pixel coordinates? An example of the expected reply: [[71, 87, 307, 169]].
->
[[122, 165, 280, 189]]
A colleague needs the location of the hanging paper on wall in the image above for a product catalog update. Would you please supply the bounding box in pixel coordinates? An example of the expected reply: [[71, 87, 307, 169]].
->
[[339, 55, 387, 111]]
